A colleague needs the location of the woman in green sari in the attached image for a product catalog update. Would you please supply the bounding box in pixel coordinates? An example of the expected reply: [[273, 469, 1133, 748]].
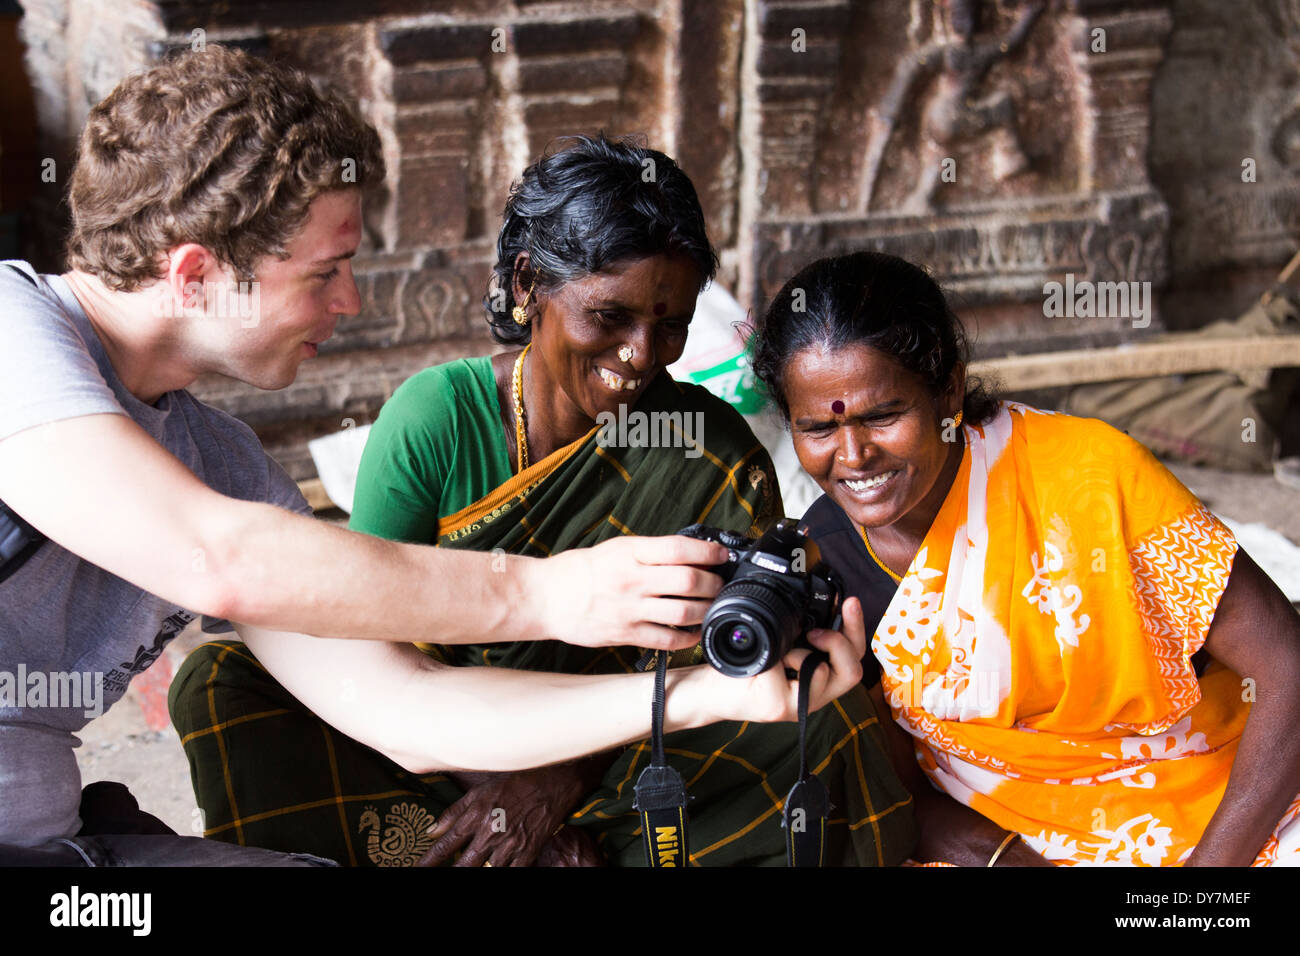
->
[[170, 135, 915, 866]]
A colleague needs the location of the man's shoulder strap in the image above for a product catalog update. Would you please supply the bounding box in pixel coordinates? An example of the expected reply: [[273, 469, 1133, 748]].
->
[[0, 262, 50, 581], [0, 502, 46, 585]]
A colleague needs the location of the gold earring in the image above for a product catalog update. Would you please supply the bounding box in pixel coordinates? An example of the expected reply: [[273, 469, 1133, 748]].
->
[[618, 344, 634, 363], [953, 410, 964, 427], [512, 279, 536, 327]]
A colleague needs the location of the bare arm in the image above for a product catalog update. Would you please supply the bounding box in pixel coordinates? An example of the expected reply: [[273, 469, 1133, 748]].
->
[[237, 597, 869, 774], [238, 623, 686, 772], [1185, 549, 1300, 866], [0, 413, 726, 648]]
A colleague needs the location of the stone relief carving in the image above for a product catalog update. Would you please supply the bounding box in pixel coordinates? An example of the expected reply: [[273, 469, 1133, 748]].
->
[[864, 0, 1045, 213], [23, 0, 1288, 470]]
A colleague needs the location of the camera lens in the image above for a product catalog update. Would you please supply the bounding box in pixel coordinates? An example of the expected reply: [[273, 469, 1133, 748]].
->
[[728, 627, 754, 652], [702, 579, 802, 677], [707, 611, 768, 674]]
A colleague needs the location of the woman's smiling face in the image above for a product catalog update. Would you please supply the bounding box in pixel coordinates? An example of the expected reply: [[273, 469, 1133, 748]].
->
[[783, 341, 963, 535], [524, 253, 702, 425]]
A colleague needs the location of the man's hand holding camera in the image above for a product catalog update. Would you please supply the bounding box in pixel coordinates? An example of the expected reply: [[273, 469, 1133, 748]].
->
[[527, 534, 730, 650]]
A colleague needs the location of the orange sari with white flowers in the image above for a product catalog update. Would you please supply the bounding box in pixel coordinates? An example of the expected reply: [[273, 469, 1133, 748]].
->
[[874, 402, 1300, 865]]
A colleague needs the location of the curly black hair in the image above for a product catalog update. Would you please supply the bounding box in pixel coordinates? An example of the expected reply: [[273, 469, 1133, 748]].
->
[[484, 133, 718, 344], [750, 251, 999, 424]]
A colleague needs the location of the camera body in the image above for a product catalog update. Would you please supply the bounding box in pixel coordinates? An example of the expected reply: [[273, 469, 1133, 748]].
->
[[679, 520, 842, 678]]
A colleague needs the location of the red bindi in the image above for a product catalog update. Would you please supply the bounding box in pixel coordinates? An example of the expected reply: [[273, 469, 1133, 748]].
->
[[831, 400, 845, 415], [653, 302, 667, 316]]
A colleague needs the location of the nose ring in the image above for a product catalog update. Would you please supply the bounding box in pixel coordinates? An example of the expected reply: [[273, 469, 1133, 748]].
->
[[618, 344, 634, 363]]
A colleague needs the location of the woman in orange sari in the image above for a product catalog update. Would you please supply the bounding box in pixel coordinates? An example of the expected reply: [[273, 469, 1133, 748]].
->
[[751, 251, 1300, 865]]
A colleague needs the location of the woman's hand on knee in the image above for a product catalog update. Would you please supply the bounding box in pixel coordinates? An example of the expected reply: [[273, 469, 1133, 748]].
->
[[417, 764, 593, 868]]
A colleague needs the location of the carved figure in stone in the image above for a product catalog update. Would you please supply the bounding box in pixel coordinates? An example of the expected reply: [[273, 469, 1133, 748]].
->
[[863, 0, 1045, 213]]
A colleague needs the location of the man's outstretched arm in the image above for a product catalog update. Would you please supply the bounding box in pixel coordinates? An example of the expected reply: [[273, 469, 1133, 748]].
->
[[0, 412, 726, 648], [236, 596, 871, 773]]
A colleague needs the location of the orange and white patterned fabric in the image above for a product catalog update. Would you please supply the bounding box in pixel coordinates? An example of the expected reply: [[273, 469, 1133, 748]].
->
[[874, 402, 1300, 866]]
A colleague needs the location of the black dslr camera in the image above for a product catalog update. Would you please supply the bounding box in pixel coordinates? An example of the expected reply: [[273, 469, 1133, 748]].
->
[[678, 520, 842, 678]]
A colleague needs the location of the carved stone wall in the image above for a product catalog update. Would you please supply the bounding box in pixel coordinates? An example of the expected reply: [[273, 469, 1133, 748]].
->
[[1152, 0, 1300, 328], [19, 0, 717, 477], [739, 0, 1172, 357], [14, 0, 1297, 480]]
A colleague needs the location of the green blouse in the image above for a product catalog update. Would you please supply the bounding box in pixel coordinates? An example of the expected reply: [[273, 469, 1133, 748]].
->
[[349, 357, 513, 543]]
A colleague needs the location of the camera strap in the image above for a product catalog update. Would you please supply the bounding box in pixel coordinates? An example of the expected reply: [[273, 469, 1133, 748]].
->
[[782, 649, 832, 867], [634, 646, 833, 868], [634, 651, 690, 867]]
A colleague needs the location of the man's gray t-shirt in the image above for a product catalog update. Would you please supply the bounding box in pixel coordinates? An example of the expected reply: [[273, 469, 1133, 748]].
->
[[0, 261, 312, 845]]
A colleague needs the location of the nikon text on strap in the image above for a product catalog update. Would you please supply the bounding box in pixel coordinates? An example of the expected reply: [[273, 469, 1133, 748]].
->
[[634, 647, 833, 867], [633, 651, 690, 867], [633, 651, 689, 866]]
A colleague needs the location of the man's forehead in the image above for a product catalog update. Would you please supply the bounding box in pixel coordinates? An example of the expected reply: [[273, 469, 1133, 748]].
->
[[285, 191, 363, 264]]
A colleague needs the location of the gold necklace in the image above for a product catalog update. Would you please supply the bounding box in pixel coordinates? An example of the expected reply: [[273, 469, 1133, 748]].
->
[[511, 343, 531, 473], [860, 526, 903, 584]]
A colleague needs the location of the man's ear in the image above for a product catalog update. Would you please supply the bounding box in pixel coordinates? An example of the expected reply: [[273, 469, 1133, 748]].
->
[[163, 244, 224, 315]]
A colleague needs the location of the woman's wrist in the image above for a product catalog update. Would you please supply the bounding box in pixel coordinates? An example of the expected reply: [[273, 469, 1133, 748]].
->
[[911, 786, 1049, 866], [986, 831, 1020, 866]]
